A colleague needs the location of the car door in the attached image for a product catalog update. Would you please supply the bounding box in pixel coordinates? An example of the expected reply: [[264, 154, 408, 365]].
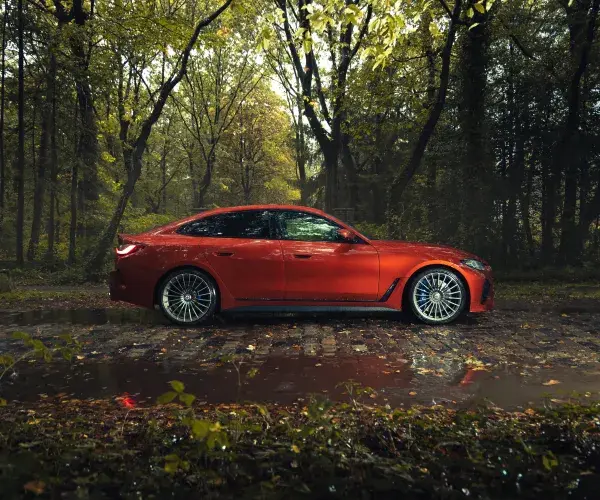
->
[[182, 210, 285, 299], [272, 210, 380, 301]]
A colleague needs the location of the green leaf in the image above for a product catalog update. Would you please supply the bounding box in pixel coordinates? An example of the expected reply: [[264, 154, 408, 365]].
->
[[32, 339, 45, 351], [156, 391, 177, 404], [169, 380, 185, 393], [542, 451, 559, 471], [0, 398, 7, 407], [12, 332, 30, 341], [179, 392, 196, 407], [474, 2, 485, 14], [0, 354, 14, 367], [247, 367, 259, 378], [303, 36, 312, 54], [191, 419, 211, 439], [467, 7, 474, 18], [468, 22, 480, 30]]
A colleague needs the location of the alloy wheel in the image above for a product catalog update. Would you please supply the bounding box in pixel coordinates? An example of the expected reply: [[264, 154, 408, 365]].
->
[[411, 269, 465, 324], [161, 271, 216, 324]]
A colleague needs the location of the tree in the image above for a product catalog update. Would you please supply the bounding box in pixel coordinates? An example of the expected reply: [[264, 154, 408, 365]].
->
[[84, 0, 234, 277]]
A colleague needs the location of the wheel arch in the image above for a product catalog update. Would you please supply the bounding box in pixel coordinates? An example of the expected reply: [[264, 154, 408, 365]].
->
[[153, 264, 222, 311], [400, 262, 471, 312]]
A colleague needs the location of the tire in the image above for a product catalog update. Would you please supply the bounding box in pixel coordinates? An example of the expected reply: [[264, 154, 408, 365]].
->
[[408, 267, 467, 325], [158, 268, 218, 326]]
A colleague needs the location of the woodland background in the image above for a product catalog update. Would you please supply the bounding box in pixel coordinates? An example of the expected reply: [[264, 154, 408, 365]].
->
[[0, 0, 598, 279]]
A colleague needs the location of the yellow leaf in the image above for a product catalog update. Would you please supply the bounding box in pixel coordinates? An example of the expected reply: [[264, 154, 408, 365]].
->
[[24, 481, 46, 495], [291, 444, 300, 453], [542, 379, 561, 386], [408, 391, 417, 396]]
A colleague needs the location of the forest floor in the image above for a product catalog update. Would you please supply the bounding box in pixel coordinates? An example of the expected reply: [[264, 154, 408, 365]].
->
[[1, 282, 600, 497]]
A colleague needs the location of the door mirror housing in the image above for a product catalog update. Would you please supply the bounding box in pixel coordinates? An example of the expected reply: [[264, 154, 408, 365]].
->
[[338, 228, 355, 242]]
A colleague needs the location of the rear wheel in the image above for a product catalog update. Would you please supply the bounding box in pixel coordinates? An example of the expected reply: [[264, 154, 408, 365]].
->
[[158, 269, 217, 326], [409, 268, 467, 325]]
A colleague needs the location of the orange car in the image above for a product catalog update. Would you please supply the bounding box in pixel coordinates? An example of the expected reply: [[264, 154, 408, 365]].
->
[[109, 205, 493, 325]]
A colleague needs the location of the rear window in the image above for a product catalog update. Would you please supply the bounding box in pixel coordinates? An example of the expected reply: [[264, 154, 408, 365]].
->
[[176, 210, 271, 239]]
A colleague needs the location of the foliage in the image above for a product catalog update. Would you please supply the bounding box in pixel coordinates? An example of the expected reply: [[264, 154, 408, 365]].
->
[[0, 0, 600, 274], [0, 393, 599, 498]]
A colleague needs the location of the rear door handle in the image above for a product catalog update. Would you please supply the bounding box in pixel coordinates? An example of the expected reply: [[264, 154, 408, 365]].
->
[[293, 254, 311, 259], [214, 252, 234, 257]]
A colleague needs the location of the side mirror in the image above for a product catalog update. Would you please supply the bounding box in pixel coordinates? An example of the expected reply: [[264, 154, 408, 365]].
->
[[338, 228, 354, 242]]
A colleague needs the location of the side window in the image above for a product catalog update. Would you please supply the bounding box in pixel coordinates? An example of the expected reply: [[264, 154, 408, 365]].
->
[[177, 211, 271, 239], [275, 211, 345, 242]]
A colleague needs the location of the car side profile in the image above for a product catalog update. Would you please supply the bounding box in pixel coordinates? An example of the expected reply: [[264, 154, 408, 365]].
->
[[109, 205, 494, 325]]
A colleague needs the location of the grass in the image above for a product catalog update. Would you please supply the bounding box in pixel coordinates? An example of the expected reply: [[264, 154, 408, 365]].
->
[[495, 282, 600, 301], [0, 289, 117, 311]]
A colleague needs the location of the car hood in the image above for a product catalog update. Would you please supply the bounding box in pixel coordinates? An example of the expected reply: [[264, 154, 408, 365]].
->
[[370, 240, 485, 263]]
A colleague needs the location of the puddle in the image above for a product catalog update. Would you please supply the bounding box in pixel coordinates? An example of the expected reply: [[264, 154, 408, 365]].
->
[[0, 355, 412, 405], [1, 354, 598, 410]]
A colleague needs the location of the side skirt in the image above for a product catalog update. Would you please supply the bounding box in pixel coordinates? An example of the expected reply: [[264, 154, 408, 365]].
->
[[225, 305, 399, 314]]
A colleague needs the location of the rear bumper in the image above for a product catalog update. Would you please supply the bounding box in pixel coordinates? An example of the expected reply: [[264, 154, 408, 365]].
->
[[109, 269, 155, 308], [109, 270, 125, 302]]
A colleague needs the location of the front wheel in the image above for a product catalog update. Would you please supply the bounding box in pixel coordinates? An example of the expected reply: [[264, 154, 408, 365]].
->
[[158, 269, 217, 326], [408, 268, 467, 325]]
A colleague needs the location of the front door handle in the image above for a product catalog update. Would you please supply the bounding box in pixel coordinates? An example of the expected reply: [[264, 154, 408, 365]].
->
[[214, 252, 234, 257], [293, 254, 312, 259]]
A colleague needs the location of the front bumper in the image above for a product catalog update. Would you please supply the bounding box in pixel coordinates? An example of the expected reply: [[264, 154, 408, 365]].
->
[[468, 271, 494, 313]]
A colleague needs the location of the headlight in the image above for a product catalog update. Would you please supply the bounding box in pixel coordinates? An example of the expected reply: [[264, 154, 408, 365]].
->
[[461, 259, 486, 271]]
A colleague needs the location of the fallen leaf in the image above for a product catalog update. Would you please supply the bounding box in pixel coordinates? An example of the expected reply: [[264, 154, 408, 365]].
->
[[542, 379, 561, 386], [247, 345, 256, 351], [24, 481, 46, 495], [524, 408, 535, 416], [408, 391, 417, 396]]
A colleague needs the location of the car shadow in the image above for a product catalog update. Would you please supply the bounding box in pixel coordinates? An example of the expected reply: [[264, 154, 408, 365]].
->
[[0, 306, 482, 328]]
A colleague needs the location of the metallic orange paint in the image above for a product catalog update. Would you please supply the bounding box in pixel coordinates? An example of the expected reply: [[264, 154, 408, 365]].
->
[[109, 204, 494, 316]]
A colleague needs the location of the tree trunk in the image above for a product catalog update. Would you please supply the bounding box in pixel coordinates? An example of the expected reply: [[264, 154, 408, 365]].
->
[[457, 2, 493, 255], [387, 0, 462, 237], [0, 0, 7, 224], [557, 0, 599, 265], [197, 158, 214, 208], [71, 0, 99, 204], [46, 64, 58, 262], [28, 49, 57, 261], [16, 0, 25, 266], [68, 98, 79, 264], [68, 161, 78, 264]]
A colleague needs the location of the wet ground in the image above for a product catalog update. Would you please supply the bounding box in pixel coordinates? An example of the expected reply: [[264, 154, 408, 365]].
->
[[2, 297, 600, 410]]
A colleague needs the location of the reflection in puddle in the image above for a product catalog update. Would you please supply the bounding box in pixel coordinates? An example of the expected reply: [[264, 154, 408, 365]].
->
[[0, 355, 413, 405], [2, 354, 599, 410]]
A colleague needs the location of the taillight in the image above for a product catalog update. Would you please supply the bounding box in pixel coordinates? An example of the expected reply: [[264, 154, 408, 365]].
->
[[115, 244, 142, 256]]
